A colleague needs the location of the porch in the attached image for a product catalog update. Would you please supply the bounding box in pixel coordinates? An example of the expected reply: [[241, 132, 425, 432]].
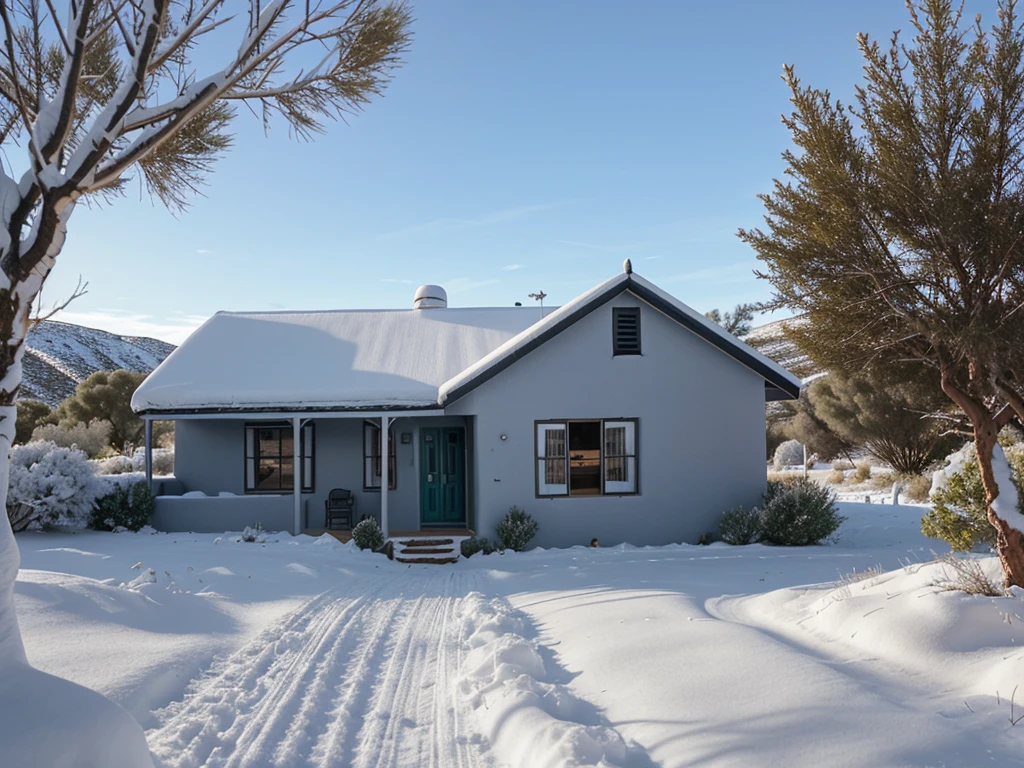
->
[[142, 410, 476, 537]]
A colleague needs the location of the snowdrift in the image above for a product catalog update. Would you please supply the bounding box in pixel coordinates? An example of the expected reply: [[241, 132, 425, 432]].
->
[[458, 592, 632, 768]]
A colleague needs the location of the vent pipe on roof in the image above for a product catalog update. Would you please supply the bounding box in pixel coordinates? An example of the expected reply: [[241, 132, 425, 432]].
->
[[413, 284, 447, 309]]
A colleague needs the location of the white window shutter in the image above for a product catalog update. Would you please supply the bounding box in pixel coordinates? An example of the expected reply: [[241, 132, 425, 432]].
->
[[537, 422, 568, 496], [603, 420, 636, 494]]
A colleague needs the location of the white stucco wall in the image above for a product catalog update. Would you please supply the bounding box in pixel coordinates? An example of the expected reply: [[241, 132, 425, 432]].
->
[[446, 291, 767, 548]]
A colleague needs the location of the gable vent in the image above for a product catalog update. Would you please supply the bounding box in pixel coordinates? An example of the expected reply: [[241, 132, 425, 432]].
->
[[613, 307, 641, 356]]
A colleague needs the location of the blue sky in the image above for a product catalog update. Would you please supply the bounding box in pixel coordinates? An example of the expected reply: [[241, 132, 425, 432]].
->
[[44, 0, 982, 344]]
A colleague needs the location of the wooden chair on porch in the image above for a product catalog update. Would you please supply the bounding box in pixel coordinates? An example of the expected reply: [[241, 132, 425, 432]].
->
[[325, 488, 355, 530]]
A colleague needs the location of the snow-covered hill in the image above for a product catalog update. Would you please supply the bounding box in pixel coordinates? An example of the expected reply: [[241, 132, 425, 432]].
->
[[21, 321, 175, 407], [747, 316, 816, 380]]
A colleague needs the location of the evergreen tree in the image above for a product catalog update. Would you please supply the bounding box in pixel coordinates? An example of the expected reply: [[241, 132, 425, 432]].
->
[[704, 303, 756, 338], [778, 389, 857, 465], [14, 400, 50, 445], [739, 0, 1024, 586], [807, 371, 960, 475], [53, 370, 146, 451]]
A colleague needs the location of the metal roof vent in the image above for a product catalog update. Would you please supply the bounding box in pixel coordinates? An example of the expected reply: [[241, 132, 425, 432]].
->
[[413, 284, 447, 309]]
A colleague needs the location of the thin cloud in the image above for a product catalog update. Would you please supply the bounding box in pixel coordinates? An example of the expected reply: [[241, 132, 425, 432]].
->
[[381, 201, 568, 239], [196, 248, 212, 254], [557, 239, 655, 254], [54, 309, 206, 345], [502, 264, 523, 271], [443, 277, 500, 295], [381, 278, 414, 284], [663, 261, 758, 285]]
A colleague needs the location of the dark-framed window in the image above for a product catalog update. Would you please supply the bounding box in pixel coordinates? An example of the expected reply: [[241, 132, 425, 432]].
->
[[364, 420, 397, 491], [244, 422, 314, 493], [535, 419, 638, 497], [613, 307, 641, 355]]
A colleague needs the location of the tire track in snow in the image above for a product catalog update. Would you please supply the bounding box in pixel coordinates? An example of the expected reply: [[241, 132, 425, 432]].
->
[[148, 570, 491, 768]]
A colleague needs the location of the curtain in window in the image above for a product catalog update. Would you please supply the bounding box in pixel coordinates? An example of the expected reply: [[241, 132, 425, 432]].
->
[[603, 420, 636, 493], [537, 423, 568, 495]]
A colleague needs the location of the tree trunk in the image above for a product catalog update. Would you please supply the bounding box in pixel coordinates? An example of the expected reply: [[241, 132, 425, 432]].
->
[[0, 289, 33, 665], [972, 422, 1024, 589]]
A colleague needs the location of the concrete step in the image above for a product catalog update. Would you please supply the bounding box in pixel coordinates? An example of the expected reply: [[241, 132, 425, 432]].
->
[[396, 538, 454, 547]]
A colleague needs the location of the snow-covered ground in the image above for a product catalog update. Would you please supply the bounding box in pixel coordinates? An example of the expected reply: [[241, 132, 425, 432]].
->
[[13, 502, 1024, 767]]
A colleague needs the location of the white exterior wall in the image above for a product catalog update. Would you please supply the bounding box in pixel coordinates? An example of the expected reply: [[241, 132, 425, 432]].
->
[[447, 292, 767, 548]]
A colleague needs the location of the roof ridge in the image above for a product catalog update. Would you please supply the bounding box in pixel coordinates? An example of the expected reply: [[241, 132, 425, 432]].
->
[[215, 306, 547, 317]]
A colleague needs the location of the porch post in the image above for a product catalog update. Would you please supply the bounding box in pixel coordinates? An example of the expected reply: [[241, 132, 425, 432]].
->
[[293, 416, 302, 536], [144, 418, 153, 487], [380, 416, 389, 539]]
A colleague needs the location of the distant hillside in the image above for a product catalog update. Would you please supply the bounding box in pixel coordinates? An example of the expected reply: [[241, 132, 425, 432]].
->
[[20, 320, 175, 407], [747, 316, 816, 380]]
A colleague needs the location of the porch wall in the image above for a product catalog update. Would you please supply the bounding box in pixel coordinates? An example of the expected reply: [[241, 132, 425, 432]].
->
[[152, 494, 293, 533], [168, 415, 470, 534]]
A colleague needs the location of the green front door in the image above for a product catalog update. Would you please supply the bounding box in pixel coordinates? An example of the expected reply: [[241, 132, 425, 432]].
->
[[420, 427, 466, 525]]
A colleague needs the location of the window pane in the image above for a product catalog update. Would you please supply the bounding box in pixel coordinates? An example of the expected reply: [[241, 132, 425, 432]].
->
[[537, 459, 567, 495], [246, 427, 254, 458], [605, 457, 636, 494], [605, 426, 626, 456], [279, 459, 294, 489], [280, 434, 294, 458], [258, 428, 280, 457], [246, 457, 255, 489], [257, 458, 282, 490]]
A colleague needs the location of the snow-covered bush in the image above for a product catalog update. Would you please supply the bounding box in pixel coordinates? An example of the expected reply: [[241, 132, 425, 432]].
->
[[719, 506, 762, 545], [759, 478, 845, 546], [6, 442, 104, 531], [95, 454, 134, 475], [496, 506, 538, 552], [241, 522, 266, 543], [772, 439, 804, 469], [460, 536, 495, 558], [352, 517, 385, 550], [131, 447, 174, 476], [89, 480, 154, 532], [923, 444, 1024, 551], [30, 419, 112, 458]]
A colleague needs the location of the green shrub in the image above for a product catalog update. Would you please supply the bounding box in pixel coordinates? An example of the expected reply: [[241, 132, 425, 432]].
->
[[352, 517, 385, 550], [760, 478, 845, 545], [495, 506, 538, 552], [923, 459, 995, 551], [460, 536, 495, 558], [719, 506, 762, 545], [88, 480, 154, 532]]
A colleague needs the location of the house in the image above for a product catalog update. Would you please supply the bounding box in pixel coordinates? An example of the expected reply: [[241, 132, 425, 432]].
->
[[131, 264, 800, 548]]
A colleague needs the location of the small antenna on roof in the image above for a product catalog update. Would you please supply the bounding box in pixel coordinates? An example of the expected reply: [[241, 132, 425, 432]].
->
[[528, 290, 547, 317]]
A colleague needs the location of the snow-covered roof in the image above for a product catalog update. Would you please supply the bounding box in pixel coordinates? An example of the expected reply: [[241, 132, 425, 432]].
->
[[439, 272, 802, 404], [133, 271, 801, 414], [131, 307, 547, 413]]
